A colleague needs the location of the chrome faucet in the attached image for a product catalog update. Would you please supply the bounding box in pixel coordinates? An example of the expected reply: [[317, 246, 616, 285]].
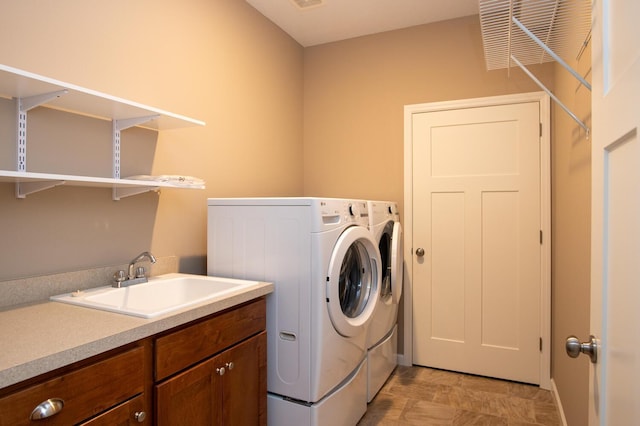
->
[[113, 251, 157, 288]]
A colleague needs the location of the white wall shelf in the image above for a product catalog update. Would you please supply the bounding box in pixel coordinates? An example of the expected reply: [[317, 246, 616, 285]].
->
[[0, 171, 205, 200], [0, 64, 206, 200]]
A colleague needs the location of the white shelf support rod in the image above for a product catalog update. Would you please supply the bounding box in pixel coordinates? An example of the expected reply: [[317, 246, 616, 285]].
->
[[511, 55, 590, 135], [112, 115, 160, 179], [16, 89, 69, 173], [512, 16, 591, 91], [113, 120, 121, 179]]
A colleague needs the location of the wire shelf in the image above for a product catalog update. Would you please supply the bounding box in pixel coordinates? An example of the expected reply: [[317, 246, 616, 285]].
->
[[479, 0, 591, 71]]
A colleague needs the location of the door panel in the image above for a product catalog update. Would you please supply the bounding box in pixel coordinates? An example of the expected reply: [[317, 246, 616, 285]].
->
[[412, 101, 541, 384], [481, 191, 520, 349], [224, 332, 266, 426], [590, 0, 640, 423]]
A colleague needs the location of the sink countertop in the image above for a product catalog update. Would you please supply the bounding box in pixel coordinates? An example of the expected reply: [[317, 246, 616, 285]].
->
[[0, 281, 273, 390]]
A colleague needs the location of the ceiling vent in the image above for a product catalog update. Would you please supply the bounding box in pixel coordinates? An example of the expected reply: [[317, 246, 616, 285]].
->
[[290, 0, 323, 10]]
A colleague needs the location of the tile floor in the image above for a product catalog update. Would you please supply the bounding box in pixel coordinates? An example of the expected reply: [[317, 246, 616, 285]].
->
[[358, 365, 562, 425]]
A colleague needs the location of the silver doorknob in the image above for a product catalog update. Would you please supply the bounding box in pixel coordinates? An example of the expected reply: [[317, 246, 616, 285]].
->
[[216, 367, 226, 376], [415, 248, 425, 257], [566, 335, 598, 363]]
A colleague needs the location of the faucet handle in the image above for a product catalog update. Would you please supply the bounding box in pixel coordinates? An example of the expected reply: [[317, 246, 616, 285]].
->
[[113, 270, 126, 287], [135, 266, 146, 278]]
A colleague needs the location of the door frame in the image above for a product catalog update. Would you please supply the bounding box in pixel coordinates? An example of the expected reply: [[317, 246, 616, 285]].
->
[[402, 92, 551, 389]]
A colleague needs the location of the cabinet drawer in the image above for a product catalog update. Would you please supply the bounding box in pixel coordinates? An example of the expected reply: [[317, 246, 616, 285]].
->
[[155, 298, 266, 381], [0, 346, 144, 426], [78, 394, 147, 425]]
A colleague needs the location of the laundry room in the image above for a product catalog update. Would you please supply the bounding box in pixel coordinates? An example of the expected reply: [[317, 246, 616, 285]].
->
[[0, 0, 595, 425]]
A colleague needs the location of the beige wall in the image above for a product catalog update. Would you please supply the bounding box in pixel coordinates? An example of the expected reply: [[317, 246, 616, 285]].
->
[[303, 15, 554, 211], [0, 0, 303, 280], [551, 43, 592, 425]]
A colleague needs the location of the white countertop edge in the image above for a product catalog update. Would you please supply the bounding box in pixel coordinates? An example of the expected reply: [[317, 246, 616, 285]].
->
[[0, 282, 273, 389]]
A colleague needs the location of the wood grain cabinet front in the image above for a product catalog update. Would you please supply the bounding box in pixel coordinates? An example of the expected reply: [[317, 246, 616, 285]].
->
[[0, 345, 146, 426], [154, 298, 267, 425], [78, 394, 147, 426], [155, 331, 266, 426]]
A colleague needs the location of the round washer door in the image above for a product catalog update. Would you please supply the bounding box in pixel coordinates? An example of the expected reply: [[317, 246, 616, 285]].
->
[[391, 221, 403, 305], [378, 221, 394, 301], [326, 226, 381, 337]]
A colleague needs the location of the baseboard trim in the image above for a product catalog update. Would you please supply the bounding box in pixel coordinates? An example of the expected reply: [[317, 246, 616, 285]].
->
[[397, 354, 410, 367], [550, 378, 569, 426]]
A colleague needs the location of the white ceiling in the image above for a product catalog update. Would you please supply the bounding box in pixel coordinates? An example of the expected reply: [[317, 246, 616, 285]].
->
[[246, 0, 480, 47]]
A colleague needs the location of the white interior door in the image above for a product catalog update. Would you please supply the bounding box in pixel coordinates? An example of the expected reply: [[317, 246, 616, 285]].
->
[[411, 99, 543, 384], [588, 0, 640, 423]]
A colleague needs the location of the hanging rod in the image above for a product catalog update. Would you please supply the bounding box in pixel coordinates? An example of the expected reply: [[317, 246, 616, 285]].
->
[[576, 29, 591, 61], [511, 55, 590, 135], [512, 16, 591, 91]]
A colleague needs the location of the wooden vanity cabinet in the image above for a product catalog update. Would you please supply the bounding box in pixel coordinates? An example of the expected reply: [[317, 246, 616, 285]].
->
[[154, 298, 267, 426], [0, 343, 148, 426], [0, 297, 267, 426]]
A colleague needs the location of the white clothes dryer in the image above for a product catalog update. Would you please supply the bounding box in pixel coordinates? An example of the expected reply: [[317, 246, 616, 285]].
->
[[366, 200, 403, 402], [207, 198, 381, 426]]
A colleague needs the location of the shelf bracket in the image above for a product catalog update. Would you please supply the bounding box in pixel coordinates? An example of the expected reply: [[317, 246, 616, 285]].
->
[[16, 180, 66, 198], [112, 115, 160, 179], [114, 115, 160, 132], [511, 55, 590, 135], [18, 89, 69, 112], [112, 185, 160, 201], [16, 90, 69, 173]]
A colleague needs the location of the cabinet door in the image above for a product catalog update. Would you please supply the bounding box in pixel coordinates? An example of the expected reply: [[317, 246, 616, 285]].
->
[[79, 394, 147, 426], [221, 331, 267, 426], [155, 358, 222, 426], [155, 331, 267, 426]]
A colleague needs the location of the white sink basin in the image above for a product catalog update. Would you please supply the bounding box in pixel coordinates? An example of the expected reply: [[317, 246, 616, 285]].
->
[[50, 273, 259, 318]]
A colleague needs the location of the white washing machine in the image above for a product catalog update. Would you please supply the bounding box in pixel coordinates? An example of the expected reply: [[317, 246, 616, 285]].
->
[[207, 197, 381, 426], [366, 200, 403, 402]]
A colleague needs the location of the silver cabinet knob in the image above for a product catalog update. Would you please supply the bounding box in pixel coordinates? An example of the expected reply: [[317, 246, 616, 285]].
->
[[30, 398, 64, 420], [134, 411, 147, 423], [415, 248, 425, 257], [566, 335, 598, 363], [225, 361, 235, 370], [216, 367, 226, 376]]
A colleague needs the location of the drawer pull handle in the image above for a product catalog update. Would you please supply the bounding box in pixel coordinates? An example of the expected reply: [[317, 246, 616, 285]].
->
[[225, 361, 235, 371], [216, 367, 225, 376], [30, 398, 64, 420]]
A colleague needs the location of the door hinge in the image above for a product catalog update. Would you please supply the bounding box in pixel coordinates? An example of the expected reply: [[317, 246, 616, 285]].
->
[[540, 337, 543, 352], [540, 230, 543, 244]]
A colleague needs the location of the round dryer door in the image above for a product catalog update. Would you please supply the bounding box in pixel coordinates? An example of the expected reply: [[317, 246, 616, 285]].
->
[[391, 221, 403, 305], [326, 226, 381, 337], [378, 220, 403, 305]]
